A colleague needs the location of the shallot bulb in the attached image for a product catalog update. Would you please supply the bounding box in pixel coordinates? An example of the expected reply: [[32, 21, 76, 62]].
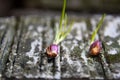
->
[[89, 40, 102, 56], [46, 44, 58, 58]]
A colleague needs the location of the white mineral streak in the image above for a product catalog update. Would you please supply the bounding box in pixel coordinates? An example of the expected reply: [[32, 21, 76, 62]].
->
[[112, 63, 120, 79], [32, 31, 38, 37], [37, 26, 45, 32], [26, 25, 43, 65], [79, 43, 85, 49], [25, 25, 55, 78], [0, 25, 6, 30], [117, 39, 120, 45], [26, 39, 42, 65], [106, 41, 113, 45], [104, 17, 120, 38], [24, 74, 33, 78], [75, 61, 82, 72], [81, 50, 88, 65], [113, 73, 120, 79], [54, 72, 60, 79], [28, 25, 34, 30], [73, 39, 78, 44], [0, 74, 1, 77], [108, 48, 118, 55], [105, 15, 114, 20], [40, 73, 53, 79]]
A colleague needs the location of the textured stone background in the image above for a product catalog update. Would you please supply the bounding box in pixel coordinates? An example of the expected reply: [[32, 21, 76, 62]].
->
[[0, 13, 120, 79], [0, 0, 120, 79]]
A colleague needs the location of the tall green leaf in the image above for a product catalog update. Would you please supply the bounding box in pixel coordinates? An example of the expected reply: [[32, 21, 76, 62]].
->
[[54, 0, 73, 44], [90, 14, 106, 44], [59, 0, 66, 31], [54, 0, 66, 44]]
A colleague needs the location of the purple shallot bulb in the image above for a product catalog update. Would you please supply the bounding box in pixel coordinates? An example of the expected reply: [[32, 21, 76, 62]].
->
[[89, 40, 102, 56], [46, 44, 58, 58]]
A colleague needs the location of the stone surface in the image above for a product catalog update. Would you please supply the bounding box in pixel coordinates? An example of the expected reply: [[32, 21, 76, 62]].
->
[[0, 17, 16, 77], [0, 14, 119, 79]]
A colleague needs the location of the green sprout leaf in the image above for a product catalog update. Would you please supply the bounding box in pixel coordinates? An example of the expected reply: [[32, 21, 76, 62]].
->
[[59, 0, 66, 31], [90, 14, 106, 44], [54, 0, 73, 44]]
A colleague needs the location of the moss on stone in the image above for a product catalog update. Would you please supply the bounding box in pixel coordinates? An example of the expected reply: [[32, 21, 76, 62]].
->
[[107, 53, 120, 63]]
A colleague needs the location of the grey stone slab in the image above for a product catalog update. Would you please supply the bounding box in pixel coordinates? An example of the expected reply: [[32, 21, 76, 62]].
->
[[5, 16, 56, 79], [2, 14, 120, 79], [59, 16, 103, 79], [99, 16, 120, 79], [0, 17, 16, 77]]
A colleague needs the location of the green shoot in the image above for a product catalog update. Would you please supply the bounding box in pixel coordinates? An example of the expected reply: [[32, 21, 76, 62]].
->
[[54, 0, 73, 44], [59, 0, 66, 31], [90, 14, 106, 44]]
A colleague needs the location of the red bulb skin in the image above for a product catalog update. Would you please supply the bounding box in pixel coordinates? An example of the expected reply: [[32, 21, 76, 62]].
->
[[46, 44, 58, 58], [89, 40, 102, 56]]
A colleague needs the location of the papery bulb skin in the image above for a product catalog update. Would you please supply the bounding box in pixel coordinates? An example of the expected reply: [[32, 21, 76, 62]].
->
[[46, 44, 58, 58], [89, 40, 102, 56]]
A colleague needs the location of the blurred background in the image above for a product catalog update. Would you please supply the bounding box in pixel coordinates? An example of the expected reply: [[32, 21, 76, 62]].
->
[[0, 0, 120, 16]]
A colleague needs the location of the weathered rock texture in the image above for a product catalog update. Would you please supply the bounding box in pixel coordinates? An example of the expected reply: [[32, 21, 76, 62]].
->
[[0, 14, 120, 80]]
